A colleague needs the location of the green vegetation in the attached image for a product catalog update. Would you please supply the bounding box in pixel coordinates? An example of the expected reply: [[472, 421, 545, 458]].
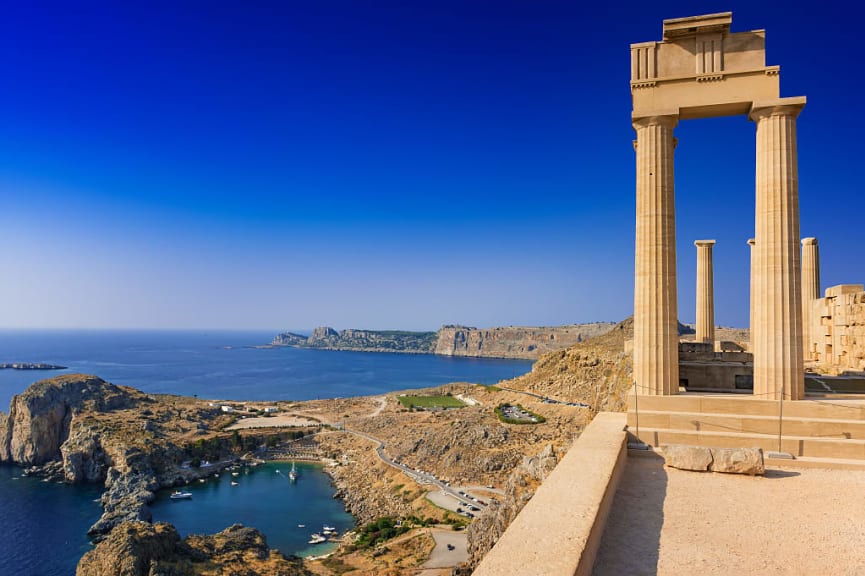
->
[[494, 403, 546, 425], [477, 384, 501, 392], [353, 517, 411, 550], [397, 395, 466, 410]]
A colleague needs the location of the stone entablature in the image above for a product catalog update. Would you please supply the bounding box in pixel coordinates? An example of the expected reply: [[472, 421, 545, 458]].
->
[[808, 284, 865, 373], [631, 12, 780, 120]]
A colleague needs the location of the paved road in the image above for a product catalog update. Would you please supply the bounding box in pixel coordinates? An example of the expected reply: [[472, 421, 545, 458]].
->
[[423, 529, 468, 569]]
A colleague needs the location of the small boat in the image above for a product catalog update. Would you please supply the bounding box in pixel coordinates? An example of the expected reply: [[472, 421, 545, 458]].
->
[[289, 461, 298, 482], [199, 478, 206, 483], [170, 491, 193, 500], [308, 534, 327, 544], [214, 473, 219, 478], [231, 481, 239, 486], [297, 524, 306, 528], [231, 472, 240, 477]]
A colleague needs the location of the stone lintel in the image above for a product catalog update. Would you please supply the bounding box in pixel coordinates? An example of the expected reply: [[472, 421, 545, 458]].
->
[[694, 239, 716, 247], [663, 12, 732, 39], [749, 96, 806, 121], [802, 237, 818, 246]]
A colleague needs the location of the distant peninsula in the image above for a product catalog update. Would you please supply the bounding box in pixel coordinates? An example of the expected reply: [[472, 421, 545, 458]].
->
[[269, 323, 616, 360], [0, 362, 67, 371]]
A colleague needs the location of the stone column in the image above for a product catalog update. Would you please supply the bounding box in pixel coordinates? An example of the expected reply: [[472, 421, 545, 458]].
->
[[750, 97, 806, 401], [801, 237, 820, 360], [694, 240, 716, 344], [748, 238, 755, 350], [633, 114, 679, 395]]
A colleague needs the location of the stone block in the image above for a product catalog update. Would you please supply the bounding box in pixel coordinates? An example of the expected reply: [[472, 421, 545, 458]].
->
[[661, 444, 712, 471], [709, 447, 765, 475]]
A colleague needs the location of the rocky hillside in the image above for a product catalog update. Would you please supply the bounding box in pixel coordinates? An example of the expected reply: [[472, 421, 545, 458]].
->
[[504, 317, 634, 412], [271, 322, 616, 359], [77, 521, 310, 576]]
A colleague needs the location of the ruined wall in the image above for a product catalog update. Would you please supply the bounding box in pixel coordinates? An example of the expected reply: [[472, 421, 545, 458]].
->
[[808, 284, 865, 373]]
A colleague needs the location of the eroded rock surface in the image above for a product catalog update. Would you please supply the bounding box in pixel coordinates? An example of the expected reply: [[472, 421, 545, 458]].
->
[[76, 521, 310, 576]]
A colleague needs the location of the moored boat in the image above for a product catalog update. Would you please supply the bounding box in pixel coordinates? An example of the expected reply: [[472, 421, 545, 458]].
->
[[170, 491, 193, 500]]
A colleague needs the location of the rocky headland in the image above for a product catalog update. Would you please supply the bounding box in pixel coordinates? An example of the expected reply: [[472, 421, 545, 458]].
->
[[271, 321, 616, 360], [77, 521, 310, 576]]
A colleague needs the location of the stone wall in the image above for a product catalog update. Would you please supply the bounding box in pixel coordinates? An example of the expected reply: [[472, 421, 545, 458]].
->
[[807, 284, 865, 373]]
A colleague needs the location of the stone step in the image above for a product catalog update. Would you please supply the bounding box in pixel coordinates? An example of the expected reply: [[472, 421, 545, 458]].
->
[[631, 427, 865, 460], [627, 410, 865, 439], [627, 393, 865, 420]]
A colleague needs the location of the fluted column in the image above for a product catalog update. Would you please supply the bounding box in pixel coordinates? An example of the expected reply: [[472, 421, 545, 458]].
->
[[694, 240, 716, 344], [633, 114, 679, 395], [750, 97, 806, 401], [748, 238, 756, 350], [801, 237, 820, 361]]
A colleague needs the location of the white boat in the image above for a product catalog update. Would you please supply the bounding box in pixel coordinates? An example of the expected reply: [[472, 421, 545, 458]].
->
[[231, 481, 239, 486], [289, 461, 298, 482], [298, 524, 306, 528], [170, 491, 193, 500], [231, 472, 240, 477], [308, 533, 327, 544]]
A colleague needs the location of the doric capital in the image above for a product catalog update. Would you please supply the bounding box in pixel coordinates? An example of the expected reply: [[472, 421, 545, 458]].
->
[[632, 113, 679, 131], [694, 239, 716, 248], [749, 96, 806, 122], [801, 237, 818, 246]]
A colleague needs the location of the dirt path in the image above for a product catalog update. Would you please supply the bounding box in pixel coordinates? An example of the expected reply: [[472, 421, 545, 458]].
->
[[594, 455, 865, 575]]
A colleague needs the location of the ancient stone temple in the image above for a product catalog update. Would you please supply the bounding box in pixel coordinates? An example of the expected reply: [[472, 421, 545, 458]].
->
[[631, 12, 805, 400]]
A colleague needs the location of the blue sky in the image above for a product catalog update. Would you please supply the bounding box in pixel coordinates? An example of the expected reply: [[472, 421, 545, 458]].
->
[[0, 1, 860, 330]]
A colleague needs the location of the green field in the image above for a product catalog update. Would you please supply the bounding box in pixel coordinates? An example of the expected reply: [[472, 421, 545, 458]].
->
[[398, 395, 466, 409]]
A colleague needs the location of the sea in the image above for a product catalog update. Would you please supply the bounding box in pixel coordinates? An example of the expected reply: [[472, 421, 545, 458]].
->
[[0, 330, 532, 576]]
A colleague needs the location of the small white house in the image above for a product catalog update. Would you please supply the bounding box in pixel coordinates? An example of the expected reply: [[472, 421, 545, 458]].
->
[[221, 405, 235, 413], [263, 407, 278, 414]]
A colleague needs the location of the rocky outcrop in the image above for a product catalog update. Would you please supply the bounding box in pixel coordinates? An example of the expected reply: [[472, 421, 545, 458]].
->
[[435, 323, 616, 359], [0, 374, 138, 467], [76, 521, 311, 576], [465, 444, 559, 569]]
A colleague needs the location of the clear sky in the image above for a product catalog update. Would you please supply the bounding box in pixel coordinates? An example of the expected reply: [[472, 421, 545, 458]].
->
[[0, 1, 860, 331]]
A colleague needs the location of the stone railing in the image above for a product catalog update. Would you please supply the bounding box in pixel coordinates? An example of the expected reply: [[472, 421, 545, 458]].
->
[[473, 412, 628, 576]]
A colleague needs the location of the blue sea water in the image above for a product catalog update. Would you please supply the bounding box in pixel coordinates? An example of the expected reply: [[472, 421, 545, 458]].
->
[[0, 330, 532, 576]]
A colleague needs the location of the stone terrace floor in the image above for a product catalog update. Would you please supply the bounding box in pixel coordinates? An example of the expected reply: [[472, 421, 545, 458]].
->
[[594, 454, 865, 575]]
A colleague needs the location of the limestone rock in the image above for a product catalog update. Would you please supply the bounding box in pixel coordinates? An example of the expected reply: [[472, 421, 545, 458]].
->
[[0, 374, 136, 466], [77, 521, 310, 576], [434, 323, 616, 360], [709, 447, 765, 475], [662, 444, 713, 471]]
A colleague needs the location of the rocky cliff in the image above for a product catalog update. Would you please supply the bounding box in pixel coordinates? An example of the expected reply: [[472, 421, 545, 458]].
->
[[0, 374, 140, 466], [271, 322, 617, 359], [76, 521, 310, 576], [435, 323, 616, 359]]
